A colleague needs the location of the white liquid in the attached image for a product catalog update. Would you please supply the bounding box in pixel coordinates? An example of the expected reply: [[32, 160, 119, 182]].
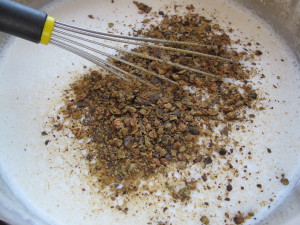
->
[[0, 0, 299, 224]]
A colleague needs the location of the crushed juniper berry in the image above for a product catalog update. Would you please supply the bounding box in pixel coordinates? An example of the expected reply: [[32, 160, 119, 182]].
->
[[54, 8, 261, 205]]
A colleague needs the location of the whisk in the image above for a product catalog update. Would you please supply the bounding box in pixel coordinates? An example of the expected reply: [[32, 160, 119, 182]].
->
[[0, 0, 233, 85]]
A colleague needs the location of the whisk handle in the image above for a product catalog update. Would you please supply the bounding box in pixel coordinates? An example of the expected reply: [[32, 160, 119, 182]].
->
[[0, 0, 47, 43]]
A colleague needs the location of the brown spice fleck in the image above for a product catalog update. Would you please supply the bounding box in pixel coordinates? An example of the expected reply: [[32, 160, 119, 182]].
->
[[204, 157, 212, 164], [133, 1, 152, 13], [248, 212, 254, 217], [200, 215, 210, 225], [142, 19, 151, 24], [212, 24, 220, 29], [186, 4, 195, 11], [280, 177, 289, 186], [233, 213, 245, 224], [178, 122, 187, 132], [254, 50, 263, 56], [56, 124, 63, 131], [219, 149, 227, 155]]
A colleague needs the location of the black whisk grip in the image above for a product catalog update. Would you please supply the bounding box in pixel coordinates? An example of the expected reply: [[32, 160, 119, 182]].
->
[[0, 0, 47, 43]]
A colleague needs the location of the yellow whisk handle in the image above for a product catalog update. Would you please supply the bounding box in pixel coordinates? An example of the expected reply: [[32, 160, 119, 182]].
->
[[40, 16, 56, 45]]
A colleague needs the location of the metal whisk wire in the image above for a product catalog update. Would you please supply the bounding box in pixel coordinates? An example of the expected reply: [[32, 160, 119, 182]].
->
[[0, 0, 235, 86], [50, 21, 232, 84]]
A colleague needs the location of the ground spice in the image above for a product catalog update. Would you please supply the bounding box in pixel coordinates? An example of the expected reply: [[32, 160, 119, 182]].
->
[[55, 9, 260, 203]]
